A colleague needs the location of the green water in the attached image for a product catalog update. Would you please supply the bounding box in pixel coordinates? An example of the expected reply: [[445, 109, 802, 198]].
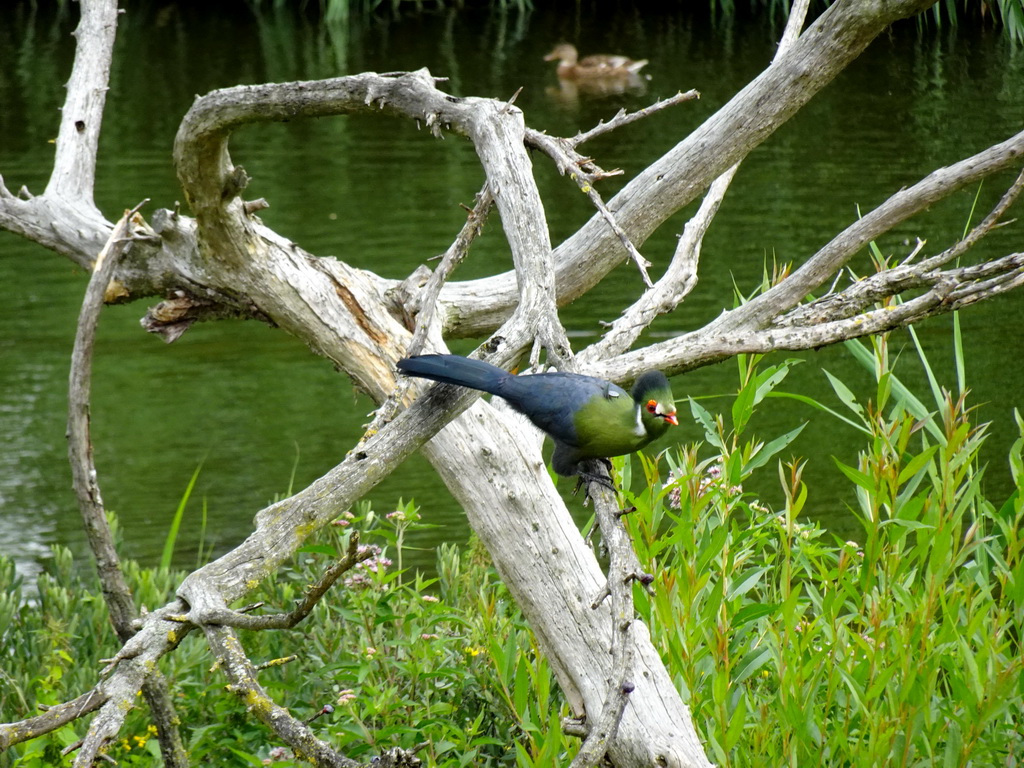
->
[[2, 3, 1023, 581]]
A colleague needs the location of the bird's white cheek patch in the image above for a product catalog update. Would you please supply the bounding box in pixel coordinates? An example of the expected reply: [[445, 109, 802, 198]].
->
[[633, 405, 645, 436]]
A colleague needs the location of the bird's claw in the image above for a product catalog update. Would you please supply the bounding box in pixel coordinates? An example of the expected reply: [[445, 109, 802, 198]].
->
[[573, 459, 618, 497]]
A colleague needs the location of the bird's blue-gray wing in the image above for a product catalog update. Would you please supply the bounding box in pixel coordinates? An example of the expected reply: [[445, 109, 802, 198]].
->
[[497, 373, 627, 447]]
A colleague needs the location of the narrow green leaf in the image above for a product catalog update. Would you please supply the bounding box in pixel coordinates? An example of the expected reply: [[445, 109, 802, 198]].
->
[[823, 370, 864, 418], [298, 544, 338, 557], [745, 423, 807, 473], [843, 337, 875, 371], [733, 645, 774, 684], [725, 691, 748, 747], [706, 730, 727, 766], [227, 747, 266, 767], [953, 311, 966, 396], [958, 636, 985, 704], [727, 566, 768, 601], [162, 461, 204, 571], [877, 518, 933, 532], [732, 602, 778, 626], [896, 445, 938, 486], [697, 525, 730, 575], [732, 377, 757, 435], [942, 720, 963, 768], [690, 397, 724, 450], [864, 665, 896, 700], [908, 324, 945, 410], [514, 741, 533, 766], [834, 457, 874, 492], [767, 390, 870, 435], [837, 667, 869, 716], [753, 363, 793, 404]]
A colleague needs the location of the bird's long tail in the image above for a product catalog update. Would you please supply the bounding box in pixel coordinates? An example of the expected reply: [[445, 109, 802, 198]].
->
[[396, 354, 511, 396]]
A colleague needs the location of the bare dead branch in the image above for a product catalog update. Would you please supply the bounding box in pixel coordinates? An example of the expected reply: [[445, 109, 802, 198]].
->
[[364, 184, 498, 442], [44, 0, 117, 215], [4, 2, 990, 767], [0, 599, 194, 754], [524, 124, 657, 288], [524, 89, 699, 182], [941, 255, 1024, 306], [68, 207, 140, 634], [72, 654, 149, 767], [588, 142, 1024, 384], [523, 130, 621, 181], [569, 463, 644, 768], [572, 90, 701, 147], [580, 1, 809, 364], [763, 167, 1024, 328], [779, 0, 812, 51], [596, 249, 1023, 385], [67, 200, 189, 767], [0, 690, 106, 752], [580, 167, 737, 364], [707, 132, 1024, 337], [203, 623, 362, 768], [187, 533, 373, 630], [441, 0, 940, 337], [918, 166, 1024, 271], [405, 184, 495, 357], [173, 66, 571, 377], [780, 240, 1022, 332], [198, 573, 425, 767], [562, 717, 589, 738], [584, 185, 655, 289], [257, 655, 298, 672]]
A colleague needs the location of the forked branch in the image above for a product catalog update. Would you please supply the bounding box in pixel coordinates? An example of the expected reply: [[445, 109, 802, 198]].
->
[[66, 202, 188, 768], [178, 533, 373, 630], [524, 90, 701, 289], [582, 0, 809, 364]]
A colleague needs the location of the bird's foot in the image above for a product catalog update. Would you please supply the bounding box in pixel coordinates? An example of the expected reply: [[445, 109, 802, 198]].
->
[[573, 459, 617, 498]]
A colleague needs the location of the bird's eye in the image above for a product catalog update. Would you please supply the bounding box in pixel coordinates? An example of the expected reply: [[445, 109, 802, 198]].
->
[[646, 400, 658, 413]]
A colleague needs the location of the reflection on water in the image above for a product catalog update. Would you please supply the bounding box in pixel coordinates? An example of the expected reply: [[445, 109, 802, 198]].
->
[[0, 361, 65, 585], [545, 73, 649, 108], [1, 4, 1022, 581]]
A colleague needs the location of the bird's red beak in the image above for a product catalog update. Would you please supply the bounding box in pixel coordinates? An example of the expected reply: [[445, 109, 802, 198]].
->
[[664, 412, 679, 426]]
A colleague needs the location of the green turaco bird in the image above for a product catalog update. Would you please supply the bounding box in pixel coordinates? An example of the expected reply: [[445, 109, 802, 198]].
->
[[397, 354, 677, 482]]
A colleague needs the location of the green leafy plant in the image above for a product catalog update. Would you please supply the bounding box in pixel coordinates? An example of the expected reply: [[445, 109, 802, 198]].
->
[[621, 330, 1024, 767], [5, 316, 1024, 766], [0, 503, 573, 767]]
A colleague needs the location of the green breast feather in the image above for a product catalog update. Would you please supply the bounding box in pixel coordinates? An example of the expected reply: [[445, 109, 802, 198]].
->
[[571, 389, 649, 459]]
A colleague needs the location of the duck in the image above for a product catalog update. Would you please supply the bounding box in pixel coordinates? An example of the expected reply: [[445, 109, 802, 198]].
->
[[543, 43, 648, 80]]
